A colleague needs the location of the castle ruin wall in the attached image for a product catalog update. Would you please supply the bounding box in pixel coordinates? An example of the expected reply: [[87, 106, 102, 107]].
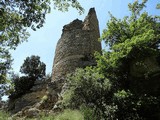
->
[[52, 8, 102, 80]]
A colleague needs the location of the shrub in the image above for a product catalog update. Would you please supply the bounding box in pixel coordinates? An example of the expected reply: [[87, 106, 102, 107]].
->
[[63, 67, 113, 119], [80, 105, 97, 120], [10, 75, 35, 99]]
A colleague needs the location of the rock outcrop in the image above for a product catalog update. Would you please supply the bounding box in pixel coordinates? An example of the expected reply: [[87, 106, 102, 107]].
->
[[8, 78, 65, 119], [52, 8, 101, 80], [8, 79, 49, 114]]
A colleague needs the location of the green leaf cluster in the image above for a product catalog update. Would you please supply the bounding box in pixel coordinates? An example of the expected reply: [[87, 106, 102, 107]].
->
[[20, 55, 46, 79], [101, 0, 160, 69]]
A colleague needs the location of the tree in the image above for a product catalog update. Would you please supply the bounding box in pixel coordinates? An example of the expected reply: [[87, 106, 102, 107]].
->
[[9, 55, 46, 98], [99, 0, 160, 119], [20, 55, 46, 79], [64, 0, 160, 119], [0, 0, 84, 98]]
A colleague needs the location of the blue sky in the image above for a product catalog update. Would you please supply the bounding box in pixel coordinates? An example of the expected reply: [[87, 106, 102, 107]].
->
[[11, 0, 160, 74]]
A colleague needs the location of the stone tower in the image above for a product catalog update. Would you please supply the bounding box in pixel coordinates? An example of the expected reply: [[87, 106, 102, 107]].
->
[[52, 8, 102, 81]]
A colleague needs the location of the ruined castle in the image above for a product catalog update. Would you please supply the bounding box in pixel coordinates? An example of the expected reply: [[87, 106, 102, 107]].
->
[[8, 8, 102, 115], [52, 8, 102, 80]]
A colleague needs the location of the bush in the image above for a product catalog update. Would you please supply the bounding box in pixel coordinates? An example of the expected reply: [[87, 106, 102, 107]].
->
[[63, 67, 113, 119], [10, 75, 35, 99], [80, 105, 97, 120]]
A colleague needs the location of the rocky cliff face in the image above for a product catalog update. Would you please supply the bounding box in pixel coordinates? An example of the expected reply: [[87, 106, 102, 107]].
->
[[52, 8, 101, 80]]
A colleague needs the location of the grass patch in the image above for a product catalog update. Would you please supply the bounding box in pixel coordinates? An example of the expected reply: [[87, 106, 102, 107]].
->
[[0, 110, 10, 120], [54, 109, 84, 120], [0, 109, 84, 120]]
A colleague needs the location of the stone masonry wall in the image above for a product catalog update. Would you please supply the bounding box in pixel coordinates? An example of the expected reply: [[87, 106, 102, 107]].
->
[[52, 8, 102, 80]]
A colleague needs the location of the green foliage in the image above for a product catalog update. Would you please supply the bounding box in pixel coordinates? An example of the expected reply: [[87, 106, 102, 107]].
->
[[80, 105, 97, 120], [20, 55, 46, 79], [64, 68, 113, 119], [10, 75, 35, 99], [53, 0, 84, 14], [63, 1, 160, 120], [61, 88, 74, 107], [101, 1, 160, 69], [102, 1, 160, 59], [67, 67, 111, 108], [96, 0, 160, 89], [113, 90, 141, 120], [0, 53, 13, 98], [99, 1, 160, 119], [0, 79, 13, 99]]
